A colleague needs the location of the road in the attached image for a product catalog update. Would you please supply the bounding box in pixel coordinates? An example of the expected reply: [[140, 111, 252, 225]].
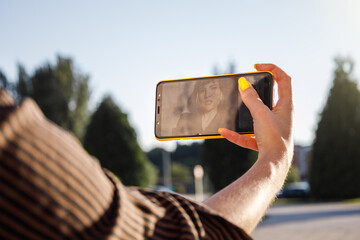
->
[[252, 202, 360, 240]]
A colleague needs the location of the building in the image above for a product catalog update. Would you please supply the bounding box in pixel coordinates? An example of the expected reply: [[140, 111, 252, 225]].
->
[[293, 145, 312, 180]]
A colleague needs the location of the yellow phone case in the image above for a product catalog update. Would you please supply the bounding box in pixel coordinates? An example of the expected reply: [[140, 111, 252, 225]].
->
[[155, 71, 272, 141]]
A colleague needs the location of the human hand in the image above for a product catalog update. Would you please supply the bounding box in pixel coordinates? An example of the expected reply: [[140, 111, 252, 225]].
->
[[219, 64, 293, 162]]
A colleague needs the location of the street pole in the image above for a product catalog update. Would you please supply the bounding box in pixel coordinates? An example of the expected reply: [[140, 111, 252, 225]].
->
[[162, 150, 172, 189], [193, 165, 204, 201]]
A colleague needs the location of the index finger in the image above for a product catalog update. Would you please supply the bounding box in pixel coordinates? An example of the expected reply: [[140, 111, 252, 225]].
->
[[255, 64, 292, 107]]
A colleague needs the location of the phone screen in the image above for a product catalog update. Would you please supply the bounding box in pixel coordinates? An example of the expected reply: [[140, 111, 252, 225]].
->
[[155, 72, 273, 140]]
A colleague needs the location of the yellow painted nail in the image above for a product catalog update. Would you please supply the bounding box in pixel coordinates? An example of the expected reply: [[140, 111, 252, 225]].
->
[[218, 128, 222, 133], [238, 77, 250, 91]]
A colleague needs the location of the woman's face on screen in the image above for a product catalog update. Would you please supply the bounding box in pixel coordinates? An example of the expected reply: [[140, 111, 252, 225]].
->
[[197, 80, 222, 113]]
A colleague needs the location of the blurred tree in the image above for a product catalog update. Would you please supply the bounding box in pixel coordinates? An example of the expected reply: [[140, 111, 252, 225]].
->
[[16, 64, 30, 102], [310, 57, 360, 199], [284, 166, 301, 186], [147, 143, 201, 182], [201, 139, 257, 192], [171, 162, 192, 194], [171, 142, 201, 168], [171, 162, 191, 182], [0, 70, 10, 89], [15, 56, 90, 141], [147, 147, 164, 177], [213, 61, 237, 75], [84, 96, 157, 187]]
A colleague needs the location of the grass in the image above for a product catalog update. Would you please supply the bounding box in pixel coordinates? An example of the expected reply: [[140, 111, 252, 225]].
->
[[271, 198, 311, 206], [271, 197, 360, 206], [341, 198, 360, 204]]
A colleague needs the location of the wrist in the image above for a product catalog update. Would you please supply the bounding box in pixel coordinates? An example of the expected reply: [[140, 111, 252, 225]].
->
[[257, 146, 293, 183], [258, 136, 294, 166]]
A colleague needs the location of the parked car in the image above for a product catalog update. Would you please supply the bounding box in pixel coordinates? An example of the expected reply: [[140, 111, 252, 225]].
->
[[149, 185, 174, 193], [277, 181, 310, 198]]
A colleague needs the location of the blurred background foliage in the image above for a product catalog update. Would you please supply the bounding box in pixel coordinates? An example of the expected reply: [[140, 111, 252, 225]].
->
[[1, 55, 360, 199], [83, 96, 157, 187], [13, 56, 89, 141], [0, 55, 156, 187], [201, 139, 257, 192], [285, 167, 301, 186], [310, 57, 360, 199]]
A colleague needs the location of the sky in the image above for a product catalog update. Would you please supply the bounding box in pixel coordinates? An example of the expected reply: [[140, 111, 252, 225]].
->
[[1, 0, 360, 151]]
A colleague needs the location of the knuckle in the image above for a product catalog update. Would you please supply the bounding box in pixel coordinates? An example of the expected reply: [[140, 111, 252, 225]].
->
[[270, 64, 278, 69], [251, 104, 268, 117], [273, 67, 291, 82], [287, 74, 292, 81], [284, 73, 292, 83], [243, 88, 258, 100]]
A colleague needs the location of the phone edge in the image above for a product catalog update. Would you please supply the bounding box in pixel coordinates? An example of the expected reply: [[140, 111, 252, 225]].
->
[[154, 71, 272, 141]]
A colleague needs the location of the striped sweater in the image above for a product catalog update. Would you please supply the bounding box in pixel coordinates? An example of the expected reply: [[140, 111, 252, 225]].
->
[[0, 89, 251, 240]]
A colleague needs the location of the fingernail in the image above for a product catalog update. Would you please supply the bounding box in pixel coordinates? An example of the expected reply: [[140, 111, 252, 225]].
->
[[218, 128, 222, 133], [238, 77, 250, 91]]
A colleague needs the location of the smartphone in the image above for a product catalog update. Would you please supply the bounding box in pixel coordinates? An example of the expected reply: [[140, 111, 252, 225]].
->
[[155, 71, 273, 141]]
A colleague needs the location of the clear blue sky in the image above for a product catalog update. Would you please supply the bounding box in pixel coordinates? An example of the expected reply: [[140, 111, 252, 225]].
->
[[1, 0, 360, 151]]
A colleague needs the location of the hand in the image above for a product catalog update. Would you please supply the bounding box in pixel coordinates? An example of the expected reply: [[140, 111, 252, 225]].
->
[[205, 64, 294, 233], [219, 64, 293, 163]]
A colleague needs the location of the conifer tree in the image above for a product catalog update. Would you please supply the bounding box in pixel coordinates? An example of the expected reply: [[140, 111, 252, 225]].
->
[[15, 56, 90, 141], [310, 57, 360, 199], [201, 139, 257, 191], [84, 96, 157, 187]]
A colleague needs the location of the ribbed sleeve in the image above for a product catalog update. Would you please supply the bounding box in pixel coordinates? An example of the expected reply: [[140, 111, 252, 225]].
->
[[0, 89, 252, 240]]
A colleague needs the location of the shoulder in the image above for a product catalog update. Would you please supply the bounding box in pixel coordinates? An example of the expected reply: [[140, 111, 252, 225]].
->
[[0, 88, 16, 107], [0, 88, 16, 124], [130, 188, 253, 239]]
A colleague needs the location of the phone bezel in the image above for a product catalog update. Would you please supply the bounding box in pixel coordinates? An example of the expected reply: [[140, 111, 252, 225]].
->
[[154, 71, 273, 141]]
